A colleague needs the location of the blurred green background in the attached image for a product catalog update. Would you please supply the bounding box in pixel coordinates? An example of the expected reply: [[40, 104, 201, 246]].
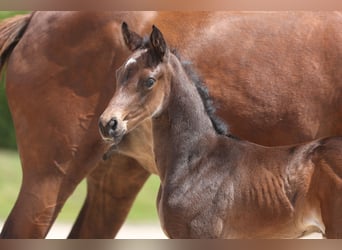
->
[[0, 11, 160, 226]]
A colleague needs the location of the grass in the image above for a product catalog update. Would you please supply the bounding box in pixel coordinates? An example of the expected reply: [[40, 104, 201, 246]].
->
[[0, 149, 22, 216], [0, 11, 30, 20], [0, 149, 160, 224]]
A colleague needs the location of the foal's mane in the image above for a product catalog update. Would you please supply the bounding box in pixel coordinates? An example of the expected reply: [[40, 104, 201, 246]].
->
[[171, 49, 230, 136], [139, 38, 232, 137]]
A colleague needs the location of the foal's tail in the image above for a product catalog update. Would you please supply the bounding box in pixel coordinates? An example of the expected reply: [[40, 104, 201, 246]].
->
[[0, 13, 33, 72]]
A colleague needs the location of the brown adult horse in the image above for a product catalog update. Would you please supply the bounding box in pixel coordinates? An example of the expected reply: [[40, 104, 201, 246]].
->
[[99, 23, 342, 239], [0, 11, 341, 238]]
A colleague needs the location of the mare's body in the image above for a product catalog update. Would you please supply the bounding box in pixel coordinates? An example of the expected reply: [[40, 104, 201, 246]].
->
[[0, 11, 341, 238]]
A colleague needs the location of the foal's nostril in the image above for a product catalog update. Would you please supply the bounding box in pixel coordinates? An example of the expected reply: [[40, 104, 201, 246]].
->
[[99, 118, 118, 139], [109, 118, 118, 130], [107, 118, 118, 137]]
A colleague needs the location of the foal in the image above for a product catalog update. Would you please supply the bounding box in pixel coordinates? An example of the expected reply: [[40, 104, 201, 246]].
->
[[99, 23, 342, 238]]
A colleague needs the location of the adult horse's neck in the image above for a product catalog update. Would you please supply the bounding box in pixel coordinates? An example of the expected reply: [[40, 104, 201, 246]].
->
[[153, 54, 217, 182]]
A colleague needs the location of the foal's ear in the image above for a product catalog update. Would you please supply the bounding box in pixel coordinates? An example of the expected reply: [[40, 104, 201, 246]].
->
[[121, 22, 143, 51], [150, 25, 167, 62]]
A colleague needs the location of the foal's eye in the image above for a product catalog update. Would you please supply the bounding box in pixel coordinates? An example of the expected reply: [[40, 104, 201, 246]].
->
[[144, 77, 156, 89]]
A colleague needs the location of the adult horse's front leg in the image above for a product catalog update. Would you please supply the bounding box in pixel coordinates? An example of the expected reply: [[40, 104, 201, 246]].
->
[[68, 153, 150, 238]]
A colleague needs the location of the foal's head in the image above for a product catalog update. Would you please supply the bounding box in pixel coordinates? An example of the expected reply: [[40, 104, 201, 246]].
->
[[99, 23, 172, 144]]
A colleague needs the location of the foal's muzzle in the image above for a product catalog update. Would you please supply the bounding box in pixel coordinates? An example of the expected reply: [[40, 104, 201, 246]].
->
[[98, 117, 126, 144], [99, 118, 117, 139]]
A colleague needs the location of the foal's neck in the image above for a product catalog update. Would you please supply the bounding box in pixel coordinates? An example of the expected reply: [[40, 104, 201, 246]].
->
[[153, 55, 217, 181]]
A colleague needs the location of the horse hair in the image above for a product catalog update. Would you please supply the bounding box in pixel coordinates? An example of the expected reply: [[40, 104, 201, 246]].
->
[[172, 49, 230, 136], [139, 37, 231, 136]]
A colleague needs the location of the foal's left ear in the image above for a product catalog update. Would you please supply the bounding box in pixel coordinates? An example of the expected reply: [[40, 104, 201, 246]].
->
[[150, 25, 167, 62], [122, 22, 143, 51]]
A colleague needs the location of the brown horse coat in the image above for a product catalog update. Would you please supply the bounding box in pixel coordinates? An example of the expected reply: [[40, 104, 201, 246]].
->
[[0, 11, 341, 238], [99, 24, 342, 238]]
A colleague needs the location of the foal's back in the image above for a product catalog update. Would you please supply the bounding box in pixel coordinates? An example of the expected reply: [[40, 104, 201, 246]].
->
[[162, 134, 342, 238], [214, 135, 342, 238]]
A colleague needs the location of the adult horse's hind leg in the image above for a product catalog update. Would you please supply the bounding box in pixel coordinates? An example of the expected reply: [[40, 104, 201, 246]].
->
[[68, 154, 150, 238], [1, 30, 111, 237], [0, 143, 106, 238], [1, 11, 155, 238], [0, 101, 108, 238], [69, 121, 155, 238]]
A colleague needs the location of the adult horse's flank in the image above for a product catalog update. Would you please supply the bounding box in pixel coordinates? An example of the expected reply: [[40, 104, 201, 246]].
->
[[0, 12, 341, 238], [99, 23, 342, 239]]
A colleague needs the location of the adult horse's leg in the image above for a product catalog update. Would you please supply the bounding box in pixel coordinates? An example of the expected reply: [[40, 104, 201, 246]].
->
[[0, 11, 127, 238], [0, 124, 107, 238], [69, 154, 150, 238], [1, 74, 108, 237], [69, 119, 156, 238], [1, 103, 152, 238], [1, 11, 157, 238]]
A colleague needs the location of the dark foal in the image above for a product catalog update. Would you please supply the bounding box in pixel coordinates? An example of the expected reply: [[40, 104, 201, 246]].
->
[[1, 12, 342, 238], [99, 23, 342, 238]]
